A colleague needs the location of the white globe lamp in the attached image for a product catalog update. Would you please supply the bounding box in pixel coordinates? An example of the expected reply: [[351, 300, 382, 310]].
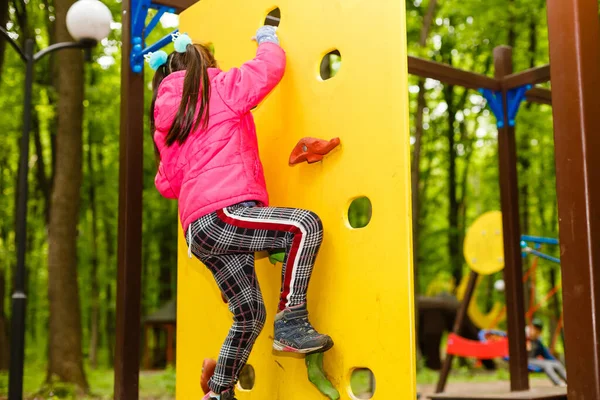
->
[[494, 279, 506, 292], [66, 0, 113, 42]]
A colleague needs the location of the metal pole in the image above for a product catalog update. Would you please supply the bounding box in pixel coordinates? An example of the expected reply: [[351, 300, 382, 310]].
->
[[8, 38, 34, 400], [435, 271, 478, 393], [546, 0, 600, 398], [114, 0, 145, 397], [494, 46, 530, 392]]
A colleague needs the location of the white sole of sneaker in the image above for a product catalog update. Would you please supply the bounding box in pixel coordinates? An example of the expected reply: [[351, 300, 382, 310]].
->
[[272, 340, 323, 354]]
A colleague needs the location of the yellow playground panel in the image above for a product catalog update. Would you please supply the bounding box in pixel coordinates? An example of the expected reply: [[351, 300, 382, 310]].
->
[[177, 0, 415, 398], [458, 211, 506, 328], [463, 211, 505, 276]]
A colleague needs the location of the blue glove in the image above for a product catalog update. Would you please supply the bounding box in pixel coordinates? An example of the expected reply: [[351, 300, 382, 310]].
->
[[255, 25, 279, 45]]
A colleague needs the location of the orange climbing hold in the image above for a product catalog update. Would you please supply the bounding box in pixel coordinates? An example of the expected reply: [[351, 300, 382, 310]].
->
[[201, 358, 217, 394], [289, 137, 341, 166]]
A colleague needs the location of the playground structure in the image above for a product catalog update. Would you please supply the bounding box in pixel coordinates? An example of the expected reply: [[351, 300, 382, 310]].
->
[[419, 219, 564, 376], [113, 0, 600, 399], [435, 212, 566, 394]]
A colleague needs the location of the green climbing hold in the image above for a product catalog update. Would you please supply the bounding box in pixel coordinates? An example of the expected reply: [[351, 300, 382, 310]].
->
[[269, 250, 286, 265], [305, 352, 340, 400]]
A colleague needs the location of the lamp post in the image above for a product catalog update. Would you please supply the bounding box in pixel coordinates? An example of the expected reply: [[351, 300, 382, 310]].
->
[[0, 1, 112, 399]]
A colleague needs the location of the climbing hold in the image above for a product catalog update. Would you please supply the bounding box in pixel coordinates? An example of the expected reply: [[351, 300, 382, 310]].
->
[[289, 137, 341, 166], [269, 250, 286, 265], [201, 358, 217, 394], [305, 352, 340, 400]]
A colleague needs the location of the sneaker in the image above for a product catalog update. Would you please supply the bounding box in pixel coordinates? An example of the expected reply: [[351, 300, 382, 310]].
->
[[273, 304, 333, 354], [202, 389, 236, 400]]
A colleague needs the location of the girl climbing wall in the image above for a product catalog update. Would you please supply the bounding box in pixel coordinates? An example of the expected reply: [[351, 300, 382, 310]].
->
[[149, 27, 333, 400]]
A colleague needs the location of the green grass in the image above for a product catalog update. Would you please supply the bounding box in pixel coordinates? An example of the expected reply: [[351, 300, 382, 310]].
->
[[0, 362, 176, 400], [1, 359, 537, 399], [417, 366, 511, 385]]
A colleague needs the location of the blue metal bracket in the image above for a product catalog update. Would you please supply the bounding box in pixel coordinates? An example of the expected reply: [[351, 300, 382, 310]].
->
[[479, 84, 532, 128], [130, 0, 178, 73], [520, 235, 561, 263], [521, 235, 559, 246]]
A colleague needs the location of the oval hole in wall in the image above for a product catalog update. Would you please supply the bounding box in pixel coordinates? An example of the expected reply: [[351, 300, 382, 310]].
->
[[320, 49, 342, 80], [350, 368, 376, 399], [264, 7, 281, 27], [348, 197, 372, 229], [237, 364, 255, 390]]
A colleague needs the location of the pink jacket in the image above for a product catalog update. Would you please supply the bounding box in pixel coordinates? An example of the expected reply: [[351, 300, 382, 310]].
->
[[153, 43, 286, 232]]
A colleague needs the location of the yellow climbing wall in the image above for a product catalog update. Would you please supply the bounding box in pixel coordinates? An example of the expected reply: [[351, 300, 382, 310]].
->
[[177, 1, 415, 398]]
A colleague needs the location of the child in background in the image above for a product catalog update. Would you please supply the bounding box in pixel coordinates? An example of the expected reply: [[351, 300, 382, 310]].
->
[[148, 26, 333, 400], [527, 318, 567, 387]]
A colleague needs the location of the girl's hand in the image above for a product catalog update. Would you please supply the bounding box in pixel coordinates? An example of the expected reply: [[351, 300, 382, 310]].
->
[[253, 25, 279, 45]]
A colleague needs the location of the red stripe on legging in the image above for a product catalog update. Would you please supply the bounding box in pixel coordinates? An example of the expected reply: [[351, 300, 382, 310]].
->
[[216, 209, 304, 311]]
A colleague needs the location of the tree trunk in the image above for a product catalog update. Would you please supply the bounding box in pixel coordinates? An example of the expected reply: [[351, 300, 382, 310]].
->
[[105, 282, 115, 367], [444, 85, 461, 284], [0, 153, 9, 370], [33, 112, 51, 224], [0, 0, 9, 79], [0, 260, 9, 371], [412, 0, 439, 297], [548, 266, 563, 346], [536, 158, 549, 234], [158, 238, 174, 304], [11, 0, 29, 45], [457, 140, 473, 270], [521, 7, 538, 312], [411, 1, 439, 367], [454, 82, 475, 272], [520, 139, 531, 315], [419, 138, 435, 224], [508, 0, 517, 49], [157, 203, 177, 304], [0, 273, 8, 371], [98, 149, 116, 367], [412, 81, 425, 296], [27, 237, 38, 345], [46, 0, 88, 390], [88, 131, 100, 369]]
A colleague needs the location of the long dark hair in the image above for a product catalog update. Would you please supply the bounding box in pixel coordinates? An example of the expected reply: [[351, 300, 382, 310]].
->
[[150, 43, 217, 149]]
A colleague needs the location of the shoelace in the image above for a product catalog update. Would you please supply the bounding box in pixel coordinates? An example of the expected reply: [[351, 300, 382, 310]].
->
[[287, 317, 316, 335], [303, 320, 316, 334]]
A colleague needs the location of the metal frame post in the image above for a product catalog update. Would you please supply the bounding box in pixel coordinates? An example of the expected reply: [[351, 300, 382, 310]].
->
[[114, 1, 194, 396], [435, 271, 479, 393], [493, 46, 530, 392], [547, 0, 600, 398], [114, 0, 145, 398]]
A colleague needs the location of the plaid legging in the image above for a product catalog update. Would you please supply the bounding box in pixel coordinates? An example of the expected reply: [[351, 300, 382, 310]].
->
[[186, 203, 324, 393]]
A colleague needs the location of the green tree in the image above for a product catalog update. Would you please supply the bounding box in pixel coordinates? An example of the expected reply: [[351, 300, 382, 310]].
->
[[46, 0, 88, 391]]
